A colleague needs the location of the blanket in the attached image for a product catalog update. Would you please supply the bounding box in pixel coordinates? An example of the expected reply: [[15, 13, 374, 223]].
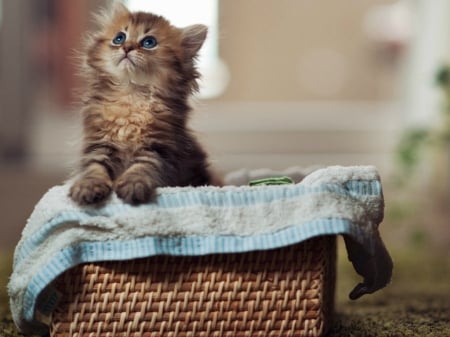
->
[[8, 165, 393, 335]]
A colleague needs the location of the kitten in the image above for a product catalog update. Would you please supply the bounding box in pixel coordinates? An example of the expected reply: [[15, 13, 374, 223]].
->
[[69, 2, 218, 206]]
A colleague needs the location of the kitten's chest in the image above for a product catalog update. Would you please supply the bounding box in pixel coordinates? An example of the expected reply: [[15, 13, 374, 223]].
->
[[98, 96, 156, 144]]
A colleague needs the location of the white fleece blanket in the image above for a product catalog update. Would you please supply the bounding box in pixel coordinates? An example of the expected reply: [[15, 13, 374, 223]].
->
[[8, 165, 393, 335]]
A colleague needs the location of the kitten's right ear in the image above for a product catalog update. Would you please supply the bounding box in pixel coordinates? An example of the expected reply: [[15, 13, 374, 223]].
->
[[93, 2, 130, 29], [110, 1, 130, 18]]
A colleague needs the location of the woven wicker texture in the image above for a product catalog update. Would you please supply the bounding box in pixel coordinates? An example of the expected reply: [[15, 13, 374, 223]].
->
[[50, 236, 336, 337]]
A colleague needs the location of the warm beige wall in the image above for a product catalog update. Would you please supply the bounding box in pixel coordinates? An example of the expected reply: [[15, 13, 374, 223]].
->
[[217, 0, 399, 101]]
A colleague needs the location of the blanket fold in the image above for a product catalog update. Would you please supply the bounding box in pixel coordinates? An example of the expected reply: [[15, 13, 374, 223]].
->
[[8, 165, 393, 335]]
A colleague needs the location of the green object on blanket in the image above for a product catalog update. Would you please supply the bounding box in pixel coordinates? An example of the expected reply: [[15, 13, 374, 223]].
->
[[249, 176, 294, 186]]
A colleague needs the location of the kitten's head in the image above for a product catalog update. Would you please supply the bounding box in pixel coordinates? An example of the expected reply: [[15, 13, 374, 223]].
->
[[84, 2, 207, 92]]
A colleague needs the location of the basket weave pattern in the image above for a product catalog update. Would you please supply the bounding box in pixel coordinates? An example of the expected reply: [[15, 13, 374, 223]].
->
[[50, 236, 336, 337]]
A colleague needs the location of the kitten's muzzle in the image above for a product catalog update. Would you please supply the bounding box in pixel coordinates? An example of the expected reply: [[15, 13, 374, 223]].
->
[[119, 48, 137, 66]]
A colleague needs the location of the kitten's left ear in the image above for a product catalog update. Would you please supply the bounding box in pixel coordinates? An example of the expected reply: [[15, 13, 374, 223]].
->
[[181, 25, 208, 59]]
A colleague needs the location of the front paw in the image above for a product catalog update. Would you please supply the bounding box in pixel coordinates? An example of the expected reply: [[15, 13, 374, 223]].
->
[[115, 174, 156, 205], [69, 176, 112, 206]]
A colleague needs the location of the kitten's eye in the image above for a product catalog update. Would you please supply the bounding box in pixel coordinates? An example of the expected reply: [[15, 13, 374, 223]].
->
[[112, 32, 126, 45], [140, 36, 157, 49]]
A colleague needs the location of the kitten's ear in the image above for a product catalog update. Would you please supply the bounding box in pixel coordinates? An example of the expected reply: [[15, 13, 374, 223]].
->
[[110, 1, 130, 18], [111, 1, 130, 16], [93, 1, 130, 29], [181, 25, 208, 59]]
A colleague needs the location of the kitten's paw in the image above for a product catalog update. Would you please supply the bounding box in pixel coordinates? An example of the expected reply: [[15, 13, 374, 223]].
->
[[115, 175, 156, 205], [69, 177, 113, 206]]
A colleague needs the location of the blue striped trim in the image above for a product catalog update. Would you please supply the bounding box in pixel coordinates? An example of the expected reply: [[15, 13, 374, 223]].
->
[[345, 180, 382, 196], [14, 211, 92, 268], [14, 180, 381, 269], [23, 217, 365, 328]]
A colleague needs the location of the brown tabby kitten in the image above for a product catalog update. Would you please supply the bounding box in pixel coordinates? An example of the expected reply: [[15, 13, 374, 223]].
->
[[69, 2, 217, 206]]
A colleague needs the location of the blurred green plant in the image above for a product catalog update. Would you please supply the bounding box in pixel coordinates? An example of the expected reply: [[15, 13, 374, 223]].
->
[[394, 65, 450, 185], [437, 66, 450, 138]]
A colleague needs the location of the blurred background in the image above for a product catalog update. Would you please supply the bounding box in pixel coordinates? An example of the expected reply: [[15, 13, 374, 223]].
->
[[0, 0, 449, 251]]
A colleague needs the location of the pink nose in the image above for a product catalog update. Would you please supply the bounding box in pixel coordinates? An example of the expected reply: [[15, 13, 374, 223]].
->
[[123, 44, 135, 54]]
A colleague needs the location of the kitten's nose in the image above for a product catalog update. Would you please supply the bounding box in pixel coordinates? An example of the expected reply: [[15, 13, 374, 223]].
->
[[123, 44, 135, 54]]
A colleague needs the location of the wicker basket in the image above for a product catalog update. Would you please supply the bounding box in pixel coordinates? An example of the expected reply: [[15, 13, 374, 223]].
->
[[50, 236, 336, 337]]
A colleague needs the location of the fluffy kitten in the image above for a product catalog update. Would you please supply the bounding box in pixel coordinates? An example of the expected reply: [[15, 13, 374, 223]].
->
[[69, 2, 217, 206]]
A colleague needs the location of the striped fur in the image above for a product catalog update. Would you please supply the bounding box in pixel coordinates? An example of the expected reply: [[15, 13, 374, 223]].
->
[[69, 2, 217, 206]]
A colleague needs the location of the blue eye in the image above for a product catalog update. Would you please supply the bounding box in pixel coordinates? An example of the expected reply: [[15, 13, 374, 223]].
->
[[141, 36, 157, 49], [112, 32, 126, 45]]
